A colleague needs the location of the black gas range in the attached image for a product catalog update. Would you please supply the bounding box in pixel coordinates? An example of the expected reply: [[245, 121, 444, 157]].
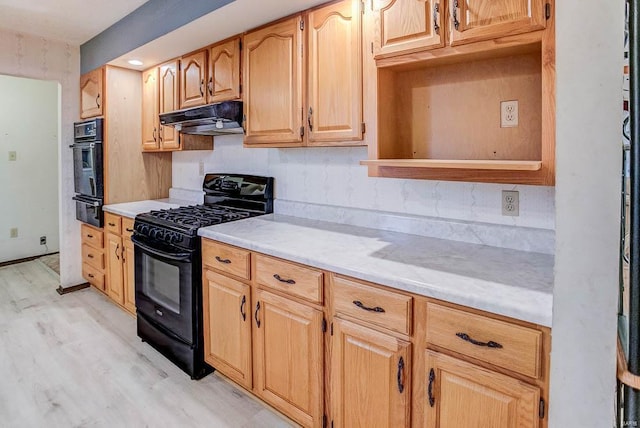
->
[[131, 174, 273, 379]]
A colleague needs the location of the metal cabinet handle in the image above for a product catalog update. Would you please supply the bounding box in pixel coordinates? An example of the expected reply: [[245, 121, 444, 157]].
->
[[455, 332, 503, 349], [352, 300, 386, 313], [433, 2, 440, 34], [87, 234, 94, 238], [88, 273, 95, 278], [153, 127, 157, 142], [96, 93, 101, 108], [87, 254, 94, 259], [199, 79, 204, 97], [397, 356, 405, 393], [121, 245, 126, 262], [215, 256, 231, 264], [108, 222, 116, 227], [208, 77, 213, 96], [452, 0, 460, 30], [428, 368, 435, 407], [254, 301, 261, 328], [126, 228, 134, 232], [307, 107, 313, 132], [115, 243, 120, 260], [240, 295, 247, 321], [273, 274, 296, 284], [159, 126, 163, 142]]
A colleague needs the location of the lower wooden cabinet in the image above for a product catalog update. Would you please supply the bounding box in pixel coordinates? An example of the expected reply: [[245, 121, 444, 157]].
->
[[202, 268, 252, 389], [424, 350, 541, 428], [254, 288, 324, 427], [200, 239, 550, 428], [105, 232, 125, 305], [103, 213, 136, 315], [330, 317, 411, 428]]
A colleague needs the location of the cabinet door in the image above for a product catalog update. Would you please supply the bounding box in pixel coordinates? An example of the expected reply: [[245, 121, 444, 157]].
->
[[180, 50, 208, 109], [80, 68, 104, 119], [254, 289, 323, 427], [122, 237, 136, 314], [141, 67, 160, 151], [159, 60, 180, 150], [208, 38, 241, 103], [243, 17, 304, 146], [373, 0, 444, 58], [105, 232, 124, 305], [203, 269, 252, 389], [331, 318, 411, 427], [425, 350, 540, 428], [448, 0, 547, 46], [308, 0, 363, 144]]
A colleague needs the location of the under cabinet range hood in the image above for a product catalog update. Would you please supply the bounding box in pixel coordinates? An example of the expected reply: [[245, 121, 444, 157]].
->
[[159, 101, 243, 136]]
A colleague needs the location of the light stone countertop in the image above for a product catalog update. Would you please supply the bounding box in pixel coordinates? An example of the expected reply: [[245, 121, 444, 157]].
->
[[102, 198, 194, 218], [198, 214, 554, 327]]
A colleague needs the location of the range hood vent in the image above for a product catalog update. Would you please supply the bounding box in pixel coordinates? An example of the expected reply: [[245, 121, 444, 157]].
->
[[159, 101, 243, 136]]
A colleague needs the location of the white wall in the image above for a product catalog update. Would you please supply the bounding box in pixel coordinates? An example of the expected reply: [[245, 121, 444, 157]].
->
[[0, 75, 59, 262], [550, 0, 624, 426], [173, 140, 556, 230], [0, 30, 81, 286]]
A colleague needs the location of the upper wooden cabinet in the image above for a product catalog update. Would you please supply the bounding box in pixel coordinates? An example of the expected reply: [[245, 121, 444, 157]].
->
[[372, 0, 548, 58], [308, 0, 363, 144], [159, 60, 180, 149], [244, 1, 364, 148], [180, 50, 208, 109], [80, 67, 104, 119], [141, 67, 160, 151], [449, 0, 547, 46], [243, 17, 305, 146], [208, 37, 241, 103], [373, 0, 444, 58]]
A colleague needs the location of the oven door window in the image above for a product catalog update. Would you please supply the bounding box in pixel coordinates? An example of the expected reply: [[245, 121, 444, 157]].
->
[[141, 254, 181, 313]]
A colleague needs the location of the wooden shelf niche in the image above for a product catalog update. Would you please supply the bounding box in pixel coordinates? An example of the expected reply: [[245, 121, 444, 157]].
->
[[364, 41, 555, 185]]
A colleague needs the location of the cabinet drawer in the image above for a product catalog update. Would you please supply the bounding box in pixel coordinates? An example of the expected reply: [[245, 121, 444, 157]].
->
[[255, 255, 323, 304], [122, 217, 135, 239], [202, 240, 250, 280], [426, 303, 543, 378], [81, 224, 103, 248], [82, 244, 104, 270], [82, 262, 105, 291], [104, 212, 122, 235], [333, 275, 412, 335]]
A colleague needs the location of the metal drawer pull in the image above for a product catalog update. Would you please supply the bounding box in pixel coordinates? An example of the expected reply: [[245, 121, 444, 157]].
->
[[87, 234, 94, 238], [240, 295, 247, 321], [428, 368, 435, 407], [108, 222, 116, 227], [88, 273, 95, 279], [456, 332, 503, 349], [126, 228, 134, 232], [87, 254, 94, 259], [215, 256, 231, 264], [397, 356, 405, 393], [254, 301, 261, 328], [273, 274, 296, 284], [352, 300, 386, 313]]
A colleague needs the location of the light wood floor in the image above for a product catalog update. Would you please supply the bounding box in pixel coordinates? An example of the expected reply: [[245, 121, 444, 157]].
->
[[0, 260, 294, 427]]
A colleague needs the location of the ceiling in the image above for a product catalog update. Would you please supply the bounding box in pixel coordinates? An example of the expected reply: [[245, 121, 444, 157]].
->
[[0, 0, 330, 70], [0, 0, 148, 44]]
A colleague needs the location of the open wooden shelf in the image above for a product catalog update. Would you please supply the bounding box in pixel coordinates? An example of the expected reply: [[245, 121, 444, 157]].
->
[[360, 159, 542, 171]]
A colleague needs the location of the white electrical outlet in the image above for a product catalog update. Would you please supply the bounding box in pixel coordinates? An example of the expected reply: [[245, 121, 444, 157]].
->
[[500, 100, 519, 128], [502, 190, 519, 216], [10, 228, 18, 238]]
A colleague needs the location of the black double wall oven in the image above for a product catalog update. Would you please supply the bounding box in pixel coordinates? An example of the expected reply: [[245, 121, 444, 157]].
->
[[71, 118, 104, 227], [132, 174, 274, 379]]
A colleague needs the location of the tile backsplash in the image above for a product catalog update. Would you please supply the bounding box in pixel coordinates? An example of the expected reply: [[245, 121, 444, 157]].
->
[[173, 135, 555, 230]]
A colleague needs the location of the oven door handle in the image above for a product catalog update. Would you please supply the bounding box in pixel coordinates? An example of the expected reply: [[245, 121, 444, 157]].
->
[[131, 236, 193, 262]]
